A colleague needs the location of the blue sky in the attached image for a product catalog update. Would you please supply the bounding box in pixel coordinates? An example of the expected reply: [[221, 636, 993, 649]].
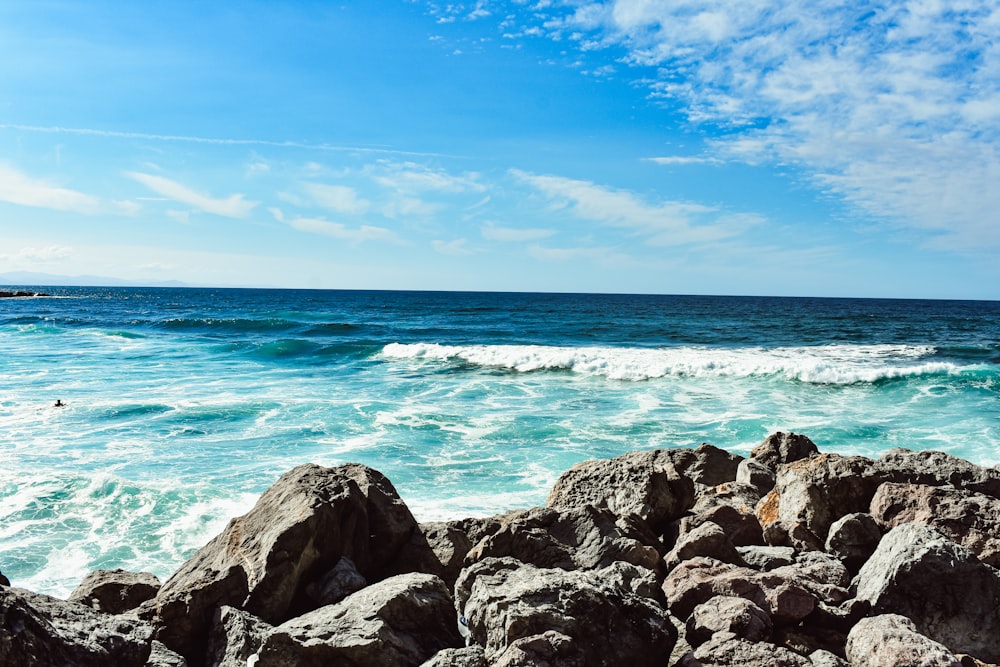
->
[[1, 1, 998, 298]]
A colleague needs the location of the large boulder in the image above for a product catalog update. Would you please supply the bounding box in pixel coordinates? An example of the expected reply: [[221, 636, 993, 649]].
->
[[154, 463, 419, 660], [67, 568, 160, 614], [824, 512, 882, 571], [491, 631, 585, 667], [845, 614, 961, 667], [688, 483, 765, 547], [756, 453, 885, 550], [393, 521, 473, 590], [854, 523, 1000, 662], [0, 585, 154, 667], [255, 573, 461, 667], [204, 606, 271, 667], [870, 482, 1000, 567], [455, 557, 675, 665], [664, 521, 744, 571], [466, 505, 661, 571], [546, 449, 695, 533], [420, 646, 487, 667], [685, 595, 772, 646], [681, 632, 812, 666], [0, 570, 9, 587], [878, 448, 1000, 499], [665, 443, 743, 488], [750, 432, 819, 471]]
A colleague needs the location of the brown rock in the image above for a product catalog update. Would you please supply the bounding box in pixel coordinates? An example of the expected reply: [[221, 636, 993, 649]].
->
[[683, 633, 812, 666], [67, 568, 160, 615], [685, 595, 772, 646], [664, 521, 744, 571], [878, 448, 1000, 499], [824, 512, 882, 571], [666, 443, 744, 487], [750, 432, 819, 471], [690, 482, 765, 546], [845, 614, 961, 667]]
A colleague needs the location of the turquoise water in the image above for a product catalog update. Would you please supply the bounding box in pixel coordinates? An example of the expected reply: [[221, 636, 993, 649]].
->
[[2, 287, 998, 595]]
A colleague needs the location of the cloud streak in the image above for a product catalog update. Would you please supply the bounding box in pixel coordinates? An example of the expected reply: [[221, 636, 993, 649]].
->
[[0, 164, 100, 214], [127, 172, 257, 218]]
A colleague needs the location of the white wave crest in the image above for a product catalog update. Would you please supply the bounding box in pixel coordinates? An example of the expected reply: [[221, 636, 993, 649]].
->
[[379, 342, 958, 384]]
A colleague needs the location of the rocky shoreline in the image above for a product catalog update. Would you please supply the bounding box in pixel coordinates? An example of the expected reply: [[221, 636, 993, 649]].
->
[[0, 290, 50, 298], [4, 432, 1000, 666]]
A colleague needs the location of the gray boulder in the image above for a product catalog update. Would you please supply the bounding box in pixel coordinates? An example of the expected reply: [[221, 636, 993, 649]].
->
[[736, 545, 795, 571], [878, 448, 1000, 498], [824, 512, 882, 571], [491, 631, 585, 667], [393, 521, 473, 590], [664, 520, 744, 571], [666, 443, 743, 487], [303, 556, 367, 607], [204, 606, 271, 667], [750, 431, 819, 471], [0, 569, 9, 586], [255, 572, 461, 667], [420, 646, 487, 667], [681, 632, 811, 666], [546, 449, 695, 533], [870, 482, 1000, 567], [808, 649, 849, 667], [689, 483, 765, 546], [153, 463, 419, 659], [736, 458, 776, 495], [855, 523, 1000, 662], [0, 585, 153, 667], [845, 614, 961, 667], [466, 505, 661, 571], [147, 640, 189, 667], [67, 568, 160, 614], [685, 595, 772, 646], [455, 557, 675, 665]]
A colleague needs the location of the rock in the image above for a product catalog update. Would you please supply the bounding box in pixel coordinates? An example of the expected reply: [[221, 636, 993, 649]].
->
[[806, 598, 871, 634], [0, 290, 49, 298], [147, 640, 189, 667], [153, 463, 419, 660], [736, 458, 776, 495], [772, 625, 847, 660], [449, 515, 505, 547], [0, 570, 9, 587], [685, 595, 772, 646], [689, 483, 765, 546], [845, 614, 961, 667], [736, 545, 795, 571], [855, 523, 1000, 662], [455, 557, 676, 665], [256, 573, 461, 667], [661, 557, 816, 625], [683, 632, 812, 666], [204, 606, 271, 667], [878, 448, 1000, 499], [0, 585, 153, 667], [770, 551, 851, 604], [809, 649, 849, 667], [664, 521, 744, 571], [303, 556, 367, 607], [421, 646, 488, 667], [466, 505, 661, 571], [394, 521, 473, 590], [824, 512, 882, 571], [67, 568, 160, 614], [546, 449, 695, 533], [870, 482, 1000, 567], [750, 432, 819, 471], [666, 443, 743, 487], [491, 631, 585, 667], [756, 453, 885, 550]]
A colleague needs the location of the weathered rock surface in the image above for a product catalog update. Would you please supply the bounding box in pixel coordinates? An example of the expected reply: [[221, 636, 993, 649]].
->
[[688, 483, 765, 546], [421, 646, 487, 667], [153, 463, 419, 660], [685, 595, 772, 646], [67, 568, 160, 614], [546, 449, 695, 532], [845, 614, 961, 667], [455, 557, 675, 665], [737, 545, 796, 571], [0, 569, 9, 587], [395, 521, 473, 590], [666, 443, 743, 488], [466, 505, 661, 571], [750, 431, 819, 471], [855, 523, 1000, 662], [255, 573, 461, 667], [878, 448, 1000, 498], [736, 457, 776, 494], [0, 585, 154, 667], [204, 606, 271, 667], [664, 520, 744, 571], [871, 482, 1000, 567], [147, 640, 189, 667], [681, 632, 812, 666], [302, 555, 367, 607], [491, 630, 585, 667], [824, 512, 882, 571]]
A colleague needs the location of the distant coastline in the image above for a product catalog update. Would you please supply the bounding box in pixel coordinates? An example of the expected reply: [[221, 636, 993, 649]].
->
[[0, 290, 50, 298]]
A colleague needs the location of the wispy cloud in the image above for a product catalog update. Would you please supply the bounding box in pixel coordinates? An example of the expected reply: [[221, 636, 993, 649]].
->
[[0, 164, 99, 213], [367, 160, 486, 194], [646, 156, 723, 166], [126, 172, 257, 218], [8, 245, 74, 262], [481, 222, 556, 242], [432, 238, 477, 255], [303, 183, 371, 215], [271, 208, 402, 244], [511, 168, 749, 245]]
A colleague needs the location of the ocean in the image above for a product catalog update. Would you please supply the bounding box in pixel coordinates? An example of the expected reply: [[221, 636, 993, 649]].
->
[[2, 287, 998, 596]]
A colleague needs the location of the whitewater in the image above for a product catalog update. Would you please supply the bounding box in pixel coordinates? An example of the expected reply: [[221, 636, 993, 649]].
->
[[1, 288, 998, 596]]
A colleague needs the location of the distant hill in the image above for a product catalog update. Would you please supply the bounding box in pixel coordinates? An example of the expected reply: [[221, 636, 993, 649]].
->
[[0, 271, 191, 288]]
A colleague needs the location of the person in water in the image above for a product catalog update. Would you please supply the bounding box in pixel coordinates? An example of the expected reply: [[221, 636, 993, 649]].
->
[[54, 400, 65, 407]]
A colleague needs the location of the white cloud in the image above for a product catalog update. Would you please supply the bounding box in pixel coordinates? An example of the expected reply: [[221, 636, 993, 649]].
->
[[126, 172, 257, 218], [511, 168, 747, 245], [646, 156, 722, 166], [432, 238, 477, 255], [14, 245, 74, 262], [527, 243, 635, 267], [367, 161, 486, 194], [286, 215, 403, 244], [304, 183, 371, 214], [0, 164, 99, 213], [481, 222, 556, 242]]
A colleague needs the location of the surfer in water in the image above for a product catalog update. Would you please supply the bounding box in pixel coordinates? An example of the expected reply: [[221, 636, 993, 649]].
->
[[54, 400, 65, 407]]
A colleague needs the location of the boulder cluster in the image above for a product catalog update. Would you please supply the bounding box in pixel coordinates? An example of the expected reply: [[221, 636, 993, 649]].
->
[[4, 432, 1000, 666]]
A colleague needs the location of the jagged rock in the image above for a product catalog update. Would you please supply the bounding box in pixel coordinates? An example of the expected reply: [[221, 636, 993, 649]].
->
[[255, 573, 461, 667], [147, 640, 188, 667], [806, 598, 871, 634], [666, 443, 743, 487], [303, 556, 367, 607], [393, 522, 473, 590], [661, 557, 816, 625], [466, 505, 661, 571], [845, 614, 961, 667], [736, 545, 795, 571], [750, 432, 819, 471], [855, 523, 1000, 662], [878, 448, 1000, 499], [824, 512, 882, 571], [870, 482, 1000, 567], [0, 570, 9, 587], [67, 568, 160, 614], [153, 463, 419, 660], [689, 483, 765, 546], [664, 521, 744, 571], [204, 606, 271, 667], [809, 649, 849, 667], [421, 646, 487, 666], [681, 632, 812, 666], [449, 515, 505, 547], [736, 458, 776, 495], [0, 585, 153, 666], [772, 625, 847, 660], [455, 557, 676, 665], [491, 630, 585, 667], [756, 453, 885, 550], [685, 595, 772, 646], [769, 551, 851, 604], [546, 449, 695, 533]]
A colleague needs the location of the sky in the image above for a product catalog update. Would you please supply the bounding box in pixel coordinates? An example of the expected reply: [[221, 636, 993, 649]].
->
[[1, 0, 999, 299]]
